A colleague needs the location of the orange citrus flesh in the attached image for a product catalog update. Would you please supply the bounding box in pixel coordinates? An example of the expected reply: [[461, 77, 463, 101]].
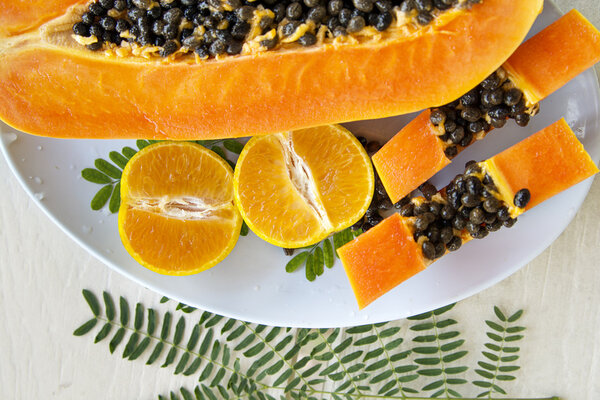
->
[[234, 125, 374, 248], [119, 142, 242, 276]]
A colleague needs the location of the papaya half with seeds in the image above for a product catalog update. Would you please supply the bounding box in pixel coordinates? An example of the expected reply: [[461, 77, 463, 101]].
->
[[373, 10, 600, 204], [0, 0, 542, 139], [340, 118, 599, 309]]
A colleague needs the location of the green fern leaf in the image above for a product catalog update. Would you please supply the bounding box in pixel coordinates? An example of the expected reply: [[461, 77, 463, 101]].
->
[[95, 158, 122, 179], [183, 357, 203, 376], [129, 337, 151, 360], [494, 306, 507, 322], [73, 318, 97, 336], [162, 347, 178, 368], [109, 327, 125, 354], [119, 296, 129, 326], [122, 332, 139, 358], [94, 323, 112, 343], [508, 309, 524, 322], [175, 352, 191, 374], [205, 315, 223, 328], [147, 342, 164, 365]]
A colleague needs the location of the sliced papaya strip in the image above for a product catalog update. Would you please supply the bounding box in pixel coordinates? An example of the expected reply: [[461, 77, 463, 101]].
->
[[483, 119, 599, 213], [373, 10, 600, 204], [0, 0, 542, 139], [337, 213, 426, 310], [341, 119, 598, 309], [504, 9, 600, 104]]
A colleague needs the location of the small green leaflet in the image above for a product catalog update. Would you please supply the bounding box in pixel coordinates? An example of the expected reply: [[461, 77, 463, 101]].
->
[[283, 227, 358, 282]]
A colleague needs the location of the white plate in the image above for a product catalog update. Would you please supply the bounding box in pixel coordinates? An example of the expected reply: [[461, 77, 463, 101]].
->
[[1, 2, 599, 328]]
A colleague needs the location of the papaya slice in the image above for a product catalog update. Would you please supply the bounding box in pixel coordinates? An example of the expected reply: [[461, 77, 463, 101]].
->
[[0, 0, 542, 139], [341, 119, 598, 309], [337, 213, 426, 310], [373, 10, 600, 204]]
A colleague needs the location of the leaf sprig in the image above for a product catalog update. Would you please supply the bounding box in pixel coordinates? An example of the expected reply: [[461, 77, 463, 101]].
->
[[472, 307, 525, 397], [73, 290, 558, 400], [285, 227, 361, 281]]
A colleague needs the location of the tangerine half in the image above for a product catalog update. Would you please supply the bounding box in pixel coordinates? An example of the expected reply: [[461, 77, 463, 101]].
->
[[118, 142, 242, 275], [233, 125, 374, 248]]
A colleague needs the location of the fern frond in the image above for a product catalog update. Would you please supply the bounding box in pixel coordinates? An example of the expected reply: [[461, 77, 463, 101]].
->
[[408, 303, 468, 398], [75, 290, 558, 400], [473, 307, 525, 397]]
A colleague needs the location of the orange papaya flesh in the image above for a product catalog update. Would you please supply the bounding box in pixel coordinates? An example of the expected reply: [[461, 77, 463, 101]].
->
[[373, 10, 600, 204], [371, 110, 449, 204], [504, 10, 600, 104], [483, 118, 599, 214], [341, 119, 597, 309], [337, 213, 426, 310], [0, 0, 543, 139], [0, 0, 82, 37]]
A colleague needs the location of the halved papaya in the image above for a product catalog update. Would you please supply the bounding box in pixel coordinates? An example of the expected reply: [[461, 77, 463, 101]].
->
[[340, 118, 598, 309], [373, 10, 600, 204], [0, 0, 542, 139]]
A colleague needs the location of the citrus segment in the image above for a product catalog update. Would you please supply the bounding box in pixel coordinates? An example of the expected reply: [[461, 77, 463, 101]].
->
[[233, 135, 327, 247], [290, 126, 375, 229], [234, 125, 374, 248], [119, 142, 242, 276]]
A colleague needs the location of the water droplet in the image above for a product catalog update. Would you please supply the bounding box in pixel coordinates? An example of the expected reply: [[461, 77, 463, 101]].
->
[[81, 225, 92, 234], [37, 145, 43, 151], [253, 285, 261, 291], [33, 177, 43, 184], [2, 132, 17, 144], [21, 158, 26, 162], [98, 219, 104, 224], [33, 192, 45, 201], [69, 164, 76, 170], [105, 249, 113, 254]]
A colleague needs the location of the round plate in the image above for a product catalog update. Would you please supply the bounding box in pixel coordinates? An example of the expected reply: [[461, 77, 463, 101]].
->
[[1, 2, 598, 327]]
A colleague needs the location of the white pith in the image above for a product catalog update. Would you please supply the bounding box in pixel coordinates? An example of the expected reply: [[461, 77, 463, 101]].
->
[[129, 196, 233, 221], [277, 133, 333, 231]]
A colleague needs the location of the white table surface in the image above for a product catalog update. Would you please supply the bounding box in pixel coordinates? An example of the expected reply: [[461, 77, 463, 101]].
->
[[1, 1, 599, 399]]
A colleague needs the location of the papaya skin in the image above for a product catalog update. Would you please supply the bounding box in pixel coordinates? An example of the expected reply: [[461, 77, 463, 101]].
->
[[0, 0, 83, 38], [373, 10, 600, 205], [0, 0, 542, 139]]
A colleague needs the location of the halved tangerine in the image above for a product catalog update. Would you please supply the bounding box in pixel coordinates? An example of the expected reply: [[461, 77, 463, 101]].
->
[[118, 142, 242, 276], [233, 125, 374, 248]]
